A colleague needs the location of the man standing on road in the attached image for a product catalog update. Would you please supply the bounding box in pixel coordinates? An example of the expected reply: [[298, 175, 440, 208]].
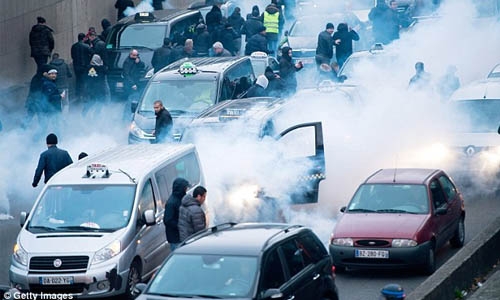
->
[[32, 133, 73, 187], [179, 186, 207, 242], [315, 23, 335, 68], [332, 23, 359, 68], [29, 17, 55, 72], [71, 33, 92, 105], [153, 100, 173, 143], [163, 178, 190, 251]]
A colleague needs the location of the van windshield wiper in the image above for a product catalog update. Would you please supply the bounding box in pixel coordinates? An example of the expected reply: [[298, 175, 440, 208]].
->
[[347, 208, 375, 213], [27, 226, 57, 232], [56, 226, 113, 232]]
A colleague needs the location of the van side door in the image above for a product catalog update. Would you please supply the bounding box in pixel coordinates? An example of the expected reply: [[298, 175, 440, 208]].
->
[[135, 179, 168, 277], [276, 122, 326, 204]]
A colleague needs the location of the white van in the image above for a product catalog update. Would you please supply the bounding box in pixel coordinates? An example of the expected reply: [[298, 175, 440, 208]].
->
[[10, 144, 205, 298]]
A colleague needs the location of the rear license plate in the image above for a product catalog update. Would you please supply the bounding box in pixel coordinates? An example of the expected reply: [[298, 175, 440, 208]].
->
[[39, 276, 74, 285], [355, 249, 389, 259]]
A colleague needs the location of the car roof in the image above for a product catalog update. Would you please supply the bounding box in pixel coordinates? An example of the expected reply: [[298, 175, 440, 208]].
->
[[450, 79, 500, 101], [365, 168, 441, 185], [176, 223, 307, 256], [116, 9, 197, 26], [48, 144, 195, 185], [154, 56, 251, 80]]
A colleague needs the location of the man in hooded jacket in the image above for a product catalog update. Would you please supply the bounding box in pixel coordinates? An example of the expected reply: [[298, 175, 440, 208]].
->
[[332, 23, 359, 68], [242, 6, 263, 42], [29, 17, 55, 71], [163, 178, 190, 251], [179, 186, 207, 242], [246, 75, 269, 98], [279, 46, 303, 96]]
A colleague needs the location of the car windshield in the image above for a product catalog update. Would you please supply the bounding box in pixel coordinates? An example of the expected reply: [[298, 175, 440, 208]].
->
[[139, 80, 218, 115], [118, 24, 167, 49], [450, 100, 500, 133], [27, 185, 135, 233], [290, 16, 343, 37], [348, 184, 429, 214], [147, 254, 258, 298]]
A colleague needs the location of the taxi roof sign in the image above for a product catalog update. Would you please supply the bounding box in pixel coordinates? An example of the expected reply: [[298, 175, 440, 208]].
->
[[250, 51, 268, 59], [218, 108, 247, 122], [85, 163, 110, 178], [179, 62, 198, 76], [134, 12, 155, 22]]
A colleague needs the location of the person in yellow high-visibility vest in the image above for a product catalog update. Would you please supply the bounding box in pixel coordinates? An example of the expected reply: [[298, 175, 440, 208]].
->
[[262, 0, 284, 56]]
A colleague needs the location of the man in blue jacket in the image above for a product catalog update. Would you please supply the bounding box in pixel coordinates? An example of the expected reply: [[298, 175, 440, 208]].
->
[[32, 133, 73, 187]]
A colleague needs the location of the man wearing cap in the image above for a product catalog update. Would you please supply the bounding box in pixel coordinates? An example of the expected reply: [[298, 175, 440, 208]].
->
[[32, 133, 73, 187], [212, 42, 232, 57], [29, 17, 55, 71], [244, 25, 268, 55], [315, 23, 335, 68], [42, 69, 66, 114]]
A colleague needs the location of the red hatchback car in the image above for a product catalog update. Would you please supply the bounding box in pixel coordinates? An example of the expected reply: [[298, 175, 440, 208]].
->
[[329, 168, 465, 274]]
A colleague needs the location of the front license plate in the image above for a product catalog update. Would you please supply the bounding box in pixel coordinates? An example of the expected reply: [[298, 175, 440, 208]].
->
[[355, 249, 389, 259], [40, 276, 74, 285]]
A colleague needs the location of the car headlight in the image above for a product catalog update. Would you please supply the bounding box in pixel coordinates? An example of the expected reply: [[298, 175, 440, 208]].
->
[[145, 68, 155, 79], [13, 243, 28, 266], [92, 240, 121, 265], [331, 238, 353, 247], [392, 239, 417, 247], [130, 121, 147, 139]]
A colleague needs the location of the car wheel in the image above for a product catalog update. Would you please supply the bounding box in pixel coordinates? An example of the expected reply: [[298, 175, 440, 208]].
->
[[423, 245, 436, 275], [450, 217, 465, 248], [125, 261, 141, 299]]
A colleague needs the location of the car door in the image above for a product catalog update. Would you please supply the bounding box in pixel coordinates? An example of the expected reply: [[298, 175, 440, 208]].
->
[[276, 122, 326, 204], [438, 174, 462, 238], [429, 178, 454, 248]]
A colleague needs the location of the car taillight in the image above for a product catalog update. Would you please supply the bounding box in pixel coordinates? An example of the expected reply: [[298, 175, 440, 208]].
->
[[331, 265, 336, 277]]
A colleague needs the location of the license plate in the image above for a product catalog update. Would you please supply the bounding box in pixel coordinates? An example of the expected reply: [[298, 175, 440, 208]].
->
[[40, 276, 74, 285], [355, 249, 389, 259], [116, 82, 124, 88]]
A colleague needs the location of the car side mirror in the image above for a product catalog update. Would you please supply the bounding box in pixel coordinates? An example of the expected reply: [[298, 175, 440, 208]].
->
[[498, 124, 500, 134], [20, 211, 28, 227], [131, 101, 138, 113], [261, 288, 283, 299], [340, 206, 346, 212], [132, 283, 148, 297], [143, 209, 155, 226], [284, 30, 289, 37], [435, 207, 447, 216]]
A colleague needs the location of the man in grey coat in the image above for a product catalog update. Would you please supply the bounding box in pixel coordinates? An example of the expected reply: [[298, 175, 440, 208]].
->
[[178, 186, 207, 242]]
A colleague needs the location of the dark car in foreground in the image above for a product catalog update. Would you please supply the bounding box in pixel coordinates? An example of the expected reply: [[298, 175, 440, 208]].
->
[[329, 168, 465, 274], [134, 222, 339, 300]]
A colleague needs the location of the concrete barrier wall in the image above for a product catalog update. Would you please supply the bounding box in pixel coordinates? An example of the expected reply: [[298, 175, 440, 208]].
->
[[406, 216, 500, 300]]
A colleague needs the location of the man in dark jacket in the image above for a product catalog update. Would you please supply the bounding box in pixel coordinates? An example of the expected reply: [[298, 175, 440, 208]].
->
[[122, 49, 146, 98], [99, 19, 112, 42], [264, 66, 285, 97], [88, 32, 107, 63], [205, 1, 223, 34], [153, 100, 173, 143], [315, 23, 335, 67], [50, 53, 72, 96], [163, 178, 190, 251], [179, 186, 207, 241], [152, 38, 175, 71], [71, 33, 92, 104], [32, 133, 73, 187], [279, 46, 303, 96], [245, 26, 268, 55], [246, 75, 269, 98], [42, 69, 66, 114], [115, 0, 135, 21], [220, 23, 238, 55], [194, 24, 211, 57], [29, 17, 55, 71], [369, 0, 397, 45], [242, 6, 263, 42], [332, 23, 359, 68], [228, 7, 245, 54]]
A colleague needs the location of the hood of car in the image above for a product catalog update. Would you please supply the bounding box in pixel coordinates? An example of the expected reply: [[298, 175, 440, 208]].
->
[[333, 213, 428, 239]]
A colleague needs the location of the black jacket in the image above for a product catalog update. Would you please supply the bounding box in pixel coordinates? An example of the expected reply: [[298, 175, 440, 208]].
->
[[220, 28, 238, 54], [246, 84, 267, 98], [332, 25, 359, 63], [155, 107, 173, 143], [152, 45, 175, 71], [115, 0, 135, 21], [50, 58, 73, 89], [90, 37, 107, 63], [86, 64, 108, 101], [41, 77, 62, 113], [194, 31, 212, 56], [33, 145, 73, 186], [122, 56, 146, 91], [316, 30, 334, 59], [245, 33, 268, 55], [71, 41, 92, 73], [178, 194, 206, 241], [279, 47, 302, 94], [163, 178, 190, 244], [206, 5, 223, 33], [29, 24, 54, 57], [228, 11, 245, 36], [242, 16, 263, 41]]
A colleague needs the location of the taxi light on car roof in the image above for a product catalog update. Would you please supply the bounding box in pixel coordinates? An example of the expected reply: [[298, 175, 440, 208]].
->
[[179, 62, 198, 76], [218, 108, 247, 122], [369, 43, 384, 53], [134, 12, 155, 22], [86, 163, 110, 178], [250, 51, 268, 59]]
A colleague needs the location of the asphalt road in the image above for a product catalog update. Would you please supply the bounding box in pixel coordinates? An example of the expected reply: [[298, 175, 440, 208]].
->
[[1, 186, 499, 299]]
